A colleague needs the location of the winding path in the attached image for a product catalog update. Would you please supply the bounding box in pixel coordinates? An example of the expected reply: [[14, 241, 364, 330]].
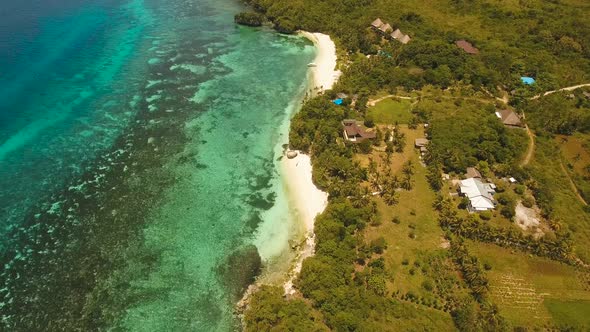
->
[[521, 123, 535, 167], [367, 94, 414, 107], [559, 161, 588, 206], [530, 83, 590, 100]]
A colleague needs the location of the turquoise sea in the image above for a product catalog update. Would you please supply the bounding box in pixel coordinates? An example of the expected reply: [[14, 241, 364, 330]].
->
[[0, 0, 315, 330]]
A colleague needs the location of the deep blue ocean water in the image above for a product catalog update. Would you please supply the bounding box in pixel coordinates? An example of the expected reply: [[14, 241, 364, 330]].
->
[[0, 0, 315, 330], [0, 0, 151, 238]]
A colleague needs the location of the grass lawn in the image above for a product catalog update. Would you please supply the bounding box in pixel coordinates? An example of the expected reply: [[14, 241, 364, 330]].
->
[[529, 137, 590, 262], [360, 126, 464, 321], [354, 125, 425, 175], [368, 98, 413, 124], [557, 134, 590, 175], [544, 299, 590, 329], [467, 241, 590, 328], [556, 133, 590, 202]]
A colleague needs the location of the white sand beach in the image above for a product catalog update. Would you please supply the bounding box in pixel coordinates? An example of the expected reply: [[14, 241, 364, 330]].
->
[[298, 31, 341, 91], [281, 152, 328, 295], [279, 32, 340, 295], [239, 32, 338, 306]]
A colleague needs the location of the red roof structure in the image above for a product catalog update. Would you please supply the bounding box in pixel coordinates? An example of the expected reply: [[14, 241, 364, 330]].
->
[[455, 40, 479, 54]]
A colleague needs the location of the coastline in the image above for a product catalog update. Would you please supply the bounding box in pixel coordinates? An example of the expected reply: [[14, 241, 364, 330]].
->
[[279, 31, 339, 295], [298, 31, 341, 92], [238, 31, 339, 312]]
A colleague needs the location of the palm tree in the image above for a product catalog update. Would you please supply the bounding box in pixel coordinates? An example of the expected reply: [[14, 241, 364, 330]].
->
[[402, 160, 415, 176]]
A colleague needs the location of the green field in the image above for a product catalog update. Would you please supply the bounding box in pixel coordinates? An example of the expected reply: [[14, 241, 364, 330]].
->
[[368, 98, 413, 124], [545, 299, 590, 329], [468, 241, 590, 328], [528, 137, 590, 262]]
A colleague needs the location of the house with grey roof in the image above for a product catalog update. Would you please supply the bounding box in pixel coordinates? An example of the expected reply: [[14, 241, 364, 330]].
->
[[459, 178, 496, 212]]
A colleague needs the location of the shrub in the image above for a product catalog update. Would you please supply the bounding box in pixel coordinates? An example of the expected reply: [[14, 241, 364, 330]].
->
[[401, 258, 409, 265], [459, 196, 470, 209], [501, 205, 515, 219], [514, 184, 526, 195], [392, 216, 401, 224], [370, 237, 388, 254], [359, 139, 373, 154], [422, 280, 434, 292], [522, 195, 535, 208], [479, 210, 492, 220]]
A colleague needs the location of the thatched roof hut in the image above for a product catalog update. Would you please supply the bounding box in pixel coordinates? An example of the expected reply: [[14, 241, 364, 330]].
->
[[495, 109, 523, 127], [399, 34, 411, 44], [456, 40, 479, 54], [465, 167, 482, 179], [379, 23, 393, 33], [371, 18, 384, 29], [391, 29, 404, 40]]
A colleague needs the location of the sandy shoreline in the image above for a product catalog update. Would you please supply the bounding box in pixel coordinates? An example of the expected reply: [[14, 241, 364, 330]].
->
[[280, 152, 328, 295], [238, 31, 338, 312], [298, 31, 341, 92], [279, 31, 339, 295]]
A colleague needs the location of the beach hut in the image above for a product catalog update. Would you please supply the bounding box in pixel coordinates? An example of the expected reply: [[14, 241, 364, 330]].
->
[[391, 29, 404, 40], [455, 40, 479, 54], [333, 98, 344, 105], [379, 23, 393, 34], [495, 109, 523, 128], [521, 77, 536, 85], [371, 18, 384, 29], [414, 138, 428, 153], [399, 34, 411, 44]]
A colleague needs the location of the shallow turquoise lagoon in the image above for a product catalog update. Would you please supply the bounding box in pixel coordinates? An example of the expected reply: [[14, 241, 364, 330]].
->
[[0, 0, 315, 330]]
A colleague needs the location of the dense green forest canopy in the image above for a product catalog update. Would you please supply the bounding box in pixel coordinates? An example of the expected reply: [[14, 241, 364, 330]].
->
[[245, 0, 590, 92]]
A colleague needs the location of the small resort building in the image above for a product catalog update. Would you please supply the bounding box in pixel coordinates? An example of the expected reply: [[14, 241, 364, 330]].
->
[[495, 109, 523, 128], [370, 18, 411, 44], [342, 120, 376, 143], [379, 23, 393, 34], [465, 167, 482, 179], [455, 40, 479, 54], [414, 138, 428, 153], [371, 18, 384, 29], [399, 34, 411, 44], [391, 29, 404, 40], [459, 178, 496, 212]]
